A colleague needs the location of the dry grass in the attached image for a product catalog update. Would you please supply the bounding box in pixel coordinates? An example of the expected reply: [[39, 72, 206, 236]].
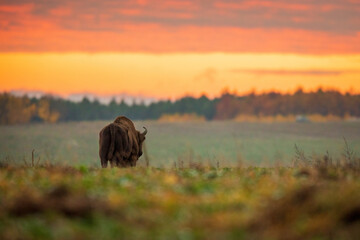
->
[[0, 160, 360, 240], [234, 114, 355, 123], [0, 121, 359, 239], [158, 113, 206, 122]]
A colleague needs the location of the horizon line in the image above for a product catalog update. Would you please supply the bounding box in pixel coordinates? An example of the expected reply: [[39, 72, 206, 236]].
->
[[4, 86, 360, 102]]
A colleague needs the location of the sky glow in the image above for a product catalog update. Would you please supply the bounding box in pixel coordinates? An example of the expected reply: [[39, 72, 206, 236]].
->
[[1, 0, 359, 98]]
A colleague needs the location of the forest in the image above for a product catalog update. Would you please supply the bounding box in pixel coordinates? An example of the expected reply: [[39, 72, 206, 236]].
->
[[1, 88, 360, 124]]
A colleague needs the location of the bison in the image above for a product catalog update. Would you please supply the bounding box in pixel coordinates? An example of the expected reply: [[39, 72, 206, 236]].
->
[[99, 116, 147, 168]]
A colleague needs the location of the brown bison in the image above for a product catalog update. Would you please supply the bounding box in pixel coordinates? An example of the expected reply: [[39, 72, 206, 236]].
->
[[99, 116, 147, 168]]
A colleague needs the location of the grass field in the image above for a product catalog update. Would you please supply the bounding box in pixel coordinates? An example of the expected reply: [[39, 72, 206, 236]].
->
[[0, 165, 360, 240], [0, 121, 359, 167], [1, 121, 360, 239]]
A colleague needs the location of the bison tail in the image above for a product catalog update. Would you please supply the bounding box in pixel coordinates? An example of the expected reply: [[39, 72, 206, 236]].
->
[[107, 124, 116, 160]]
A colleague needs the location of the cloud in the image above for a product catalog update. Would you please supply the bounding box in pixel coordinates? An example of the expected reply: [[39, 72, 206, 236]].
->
[[49, 7, 72, 17], [230, 69, 360, 76], [0, 0, 359, 53], [0, 3, 34, 13], [2, 25, 360, 53], [195, 68, 217, 83], [15, 0, 358, 33]]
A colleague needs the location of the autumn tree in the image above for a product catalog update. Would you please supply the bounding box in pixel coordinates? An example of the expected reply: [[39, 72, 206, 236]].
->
[[0, 93, 35, 124]]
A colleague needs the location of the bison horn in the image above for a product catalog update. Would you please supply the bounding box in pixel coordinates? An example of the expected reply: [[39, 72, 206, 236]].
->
[[142, 127, 148, 136]]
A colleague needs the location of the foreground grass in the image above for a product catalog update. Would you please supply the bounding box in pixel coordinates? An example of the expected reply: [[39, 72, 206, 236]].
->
[[0, 165, 360, 240]]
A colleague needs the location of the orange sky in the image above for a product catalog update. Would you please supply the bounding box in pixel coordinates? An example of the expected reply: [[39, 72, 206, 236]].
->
[[1, 0, 360, 99]]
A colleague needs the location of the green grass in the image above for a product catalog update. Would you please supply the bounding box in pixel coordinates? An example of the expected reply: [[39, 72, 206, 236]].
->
[[0, 121, 359, 167], [0, 166, 359, 240], [1, 121, 360, 239]]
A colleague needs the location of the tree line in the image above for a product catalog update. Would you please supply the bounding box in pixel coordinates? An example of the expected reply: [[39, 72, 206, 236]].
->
[[1, 88, 359, 124], [215, 88, 360, 120]]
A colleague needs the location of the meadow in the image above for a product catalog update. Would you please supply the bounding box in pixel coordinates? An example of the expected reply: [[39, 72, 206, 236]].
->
[[1, 121, 360, 239], [0, 121, 359, 167], [0, 165, 360, 240]]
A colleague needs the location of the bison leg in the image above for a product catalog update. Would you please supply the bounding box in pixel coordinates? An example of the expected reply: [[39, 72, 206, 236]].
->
[[101, 157, 108, 168], [99, 128, 111, 168], [114, 151, 123, 167], [129, 155, 138, 167], [99, 150, 108, 168], [110, 155, 117, 168], [100, 145, 108, 168]]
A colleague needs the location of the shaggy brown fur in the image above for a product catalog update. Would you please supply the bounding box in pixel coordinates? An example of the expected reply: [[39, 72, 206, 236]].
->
[[99, 116, 147, 168]]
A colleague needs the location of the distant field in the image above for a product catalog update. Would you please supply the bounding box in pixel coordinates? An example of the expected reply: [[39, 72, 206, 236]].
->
[[0, 121, 359, 167]]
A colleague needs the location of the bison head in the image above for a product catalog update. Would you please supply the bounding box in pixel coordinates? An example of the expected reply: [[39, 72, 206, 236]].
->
[[128, 127, 148, 167], [119, 126, 148, 167], [137, 127, 147, 158]]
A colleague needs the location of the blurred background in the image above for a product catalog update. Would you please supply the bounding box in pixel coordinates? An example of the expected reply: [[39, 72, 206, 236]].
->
[[0, 0, 359, 166]]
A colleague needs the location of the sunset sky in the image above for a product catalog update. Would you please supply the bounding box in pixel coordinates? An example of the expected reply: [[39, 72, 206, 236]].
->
[[1, 0, 360, 99]]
